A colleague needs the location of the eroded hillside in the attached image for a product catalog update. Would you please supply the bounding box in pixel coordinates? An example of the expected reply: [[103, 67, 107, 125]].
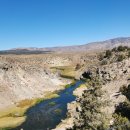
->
[[0, 52, 94, 109], [0, 51, 99, 129]]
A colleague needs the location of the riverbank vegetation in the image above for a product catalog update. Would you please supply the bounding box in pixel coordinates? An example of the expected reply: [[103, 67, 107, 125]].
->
[[68, 77, 110, 130], [0, 79, 77, 130], [51, 66, 78, 79], [0, 91, 60, 130], [65, 80, 76, 88]]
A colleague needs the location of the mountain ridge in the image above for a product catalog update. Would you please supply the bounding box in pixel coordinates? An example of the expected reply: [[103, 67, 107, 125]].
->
[[1, 37, 130, 54]]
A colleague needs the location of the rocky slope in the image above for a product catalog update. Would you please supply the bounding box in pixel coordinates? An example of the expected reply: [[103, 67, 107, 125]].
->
[[54, 46, 130, 130], [0, 53, 84, 109], [0, 46, 98, 111]]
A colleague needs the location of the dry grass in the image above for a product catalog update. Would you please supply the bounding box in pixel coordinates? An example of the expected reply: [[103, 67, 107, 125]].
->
[[43, 92, 59, 100], [0, 116, 26, 129], [73, 83, 88, 96], [52, 66, 76, 79], [65, 80, 76, 88], [0, 106, 27, 118], [17, 99, 35, 108], [0, 106, 27, 129], [60, 70, 76, 79], [0, 91, 59, 129], [78, 83, 88, 89]]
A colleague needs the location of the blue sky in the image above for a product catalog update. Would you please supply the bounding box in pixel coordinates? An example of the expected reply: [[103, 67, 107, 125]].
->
[[0, 0, 130, 50]]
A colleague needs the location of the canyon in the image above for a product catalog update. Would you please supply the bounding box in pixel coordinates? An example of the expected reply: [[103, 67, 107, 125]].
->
[[0, 37, 130, 130]]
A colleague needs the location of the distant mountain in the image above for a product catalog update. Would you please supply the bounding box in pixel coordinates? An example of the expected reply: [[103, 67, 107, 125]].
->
[[1, 37, 130, 54]]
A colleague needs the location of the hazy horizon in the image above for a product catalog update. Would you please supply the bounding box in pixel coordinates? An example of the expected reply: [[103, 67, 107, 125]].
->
[[0, 36, 129, 51]]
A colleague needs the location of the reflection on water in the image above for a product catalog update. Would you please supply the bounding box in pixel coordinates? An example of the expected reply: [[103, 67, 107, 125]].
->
[[14, 81, 83, 130]]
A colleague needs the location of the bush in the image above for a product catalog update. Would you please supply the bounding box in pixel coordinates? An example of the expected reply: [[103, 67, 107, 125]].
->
[[115, 102, 130, 120], [120, 85, 128, 95], [99, 53, 104, 61], [71, 78, 109, 130], [105, 50, 112, 58], [128, 51, 130, 58], [116, 84, 130, 121], [75, 63, 81, 70], [112, 114, 129, 128], [117, 46, 128, 52], [101, 60, 108, 65], [120, 84, 130, 100], [117, 54, 125, 62], [113, 84, 130, 130], [112, 47, 117, 52]]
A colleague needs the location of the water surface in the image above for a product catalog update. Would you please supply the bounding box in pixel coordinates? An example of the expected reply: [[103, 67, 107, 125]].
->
[[14, 80, 83, 130]]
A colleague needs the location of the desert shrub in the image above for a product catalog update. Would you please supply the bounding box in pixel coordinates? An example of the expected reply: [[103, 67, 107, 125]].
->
[[115, 84, 130, 124], [112, 114, 130, 130], [82, 71, 92, 79], [76, 107, 79, 112], [116, 85, 130, 118], [117, 54, 125, 62], [75, 63, 81, 70], [98, 53, 104, 61], [101, 60, 107, 65], [112, 47, 117, 52], [115, 102, 130, 120], [128, 51, 130, 58], [105, 50, 112, 58], [120, 85, 128, 95], [127, 84, 130, 97], [117, 46, 128, 52], [127, 47, 130, 51], [120, 84, 130, 100], [71, 78, 109, 130], [113, 114, 129, 125]]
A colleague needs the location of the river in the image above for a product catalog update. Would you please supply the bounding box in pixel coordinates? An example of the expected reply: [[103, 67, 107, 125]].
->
[[13, 80, 83, 130]]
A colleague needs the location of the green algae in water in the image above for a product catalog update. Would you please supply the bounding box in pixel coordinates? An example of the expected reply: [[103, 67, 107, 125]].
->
[[48, 101, 56, 106], [54, 109, 62, 115]]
